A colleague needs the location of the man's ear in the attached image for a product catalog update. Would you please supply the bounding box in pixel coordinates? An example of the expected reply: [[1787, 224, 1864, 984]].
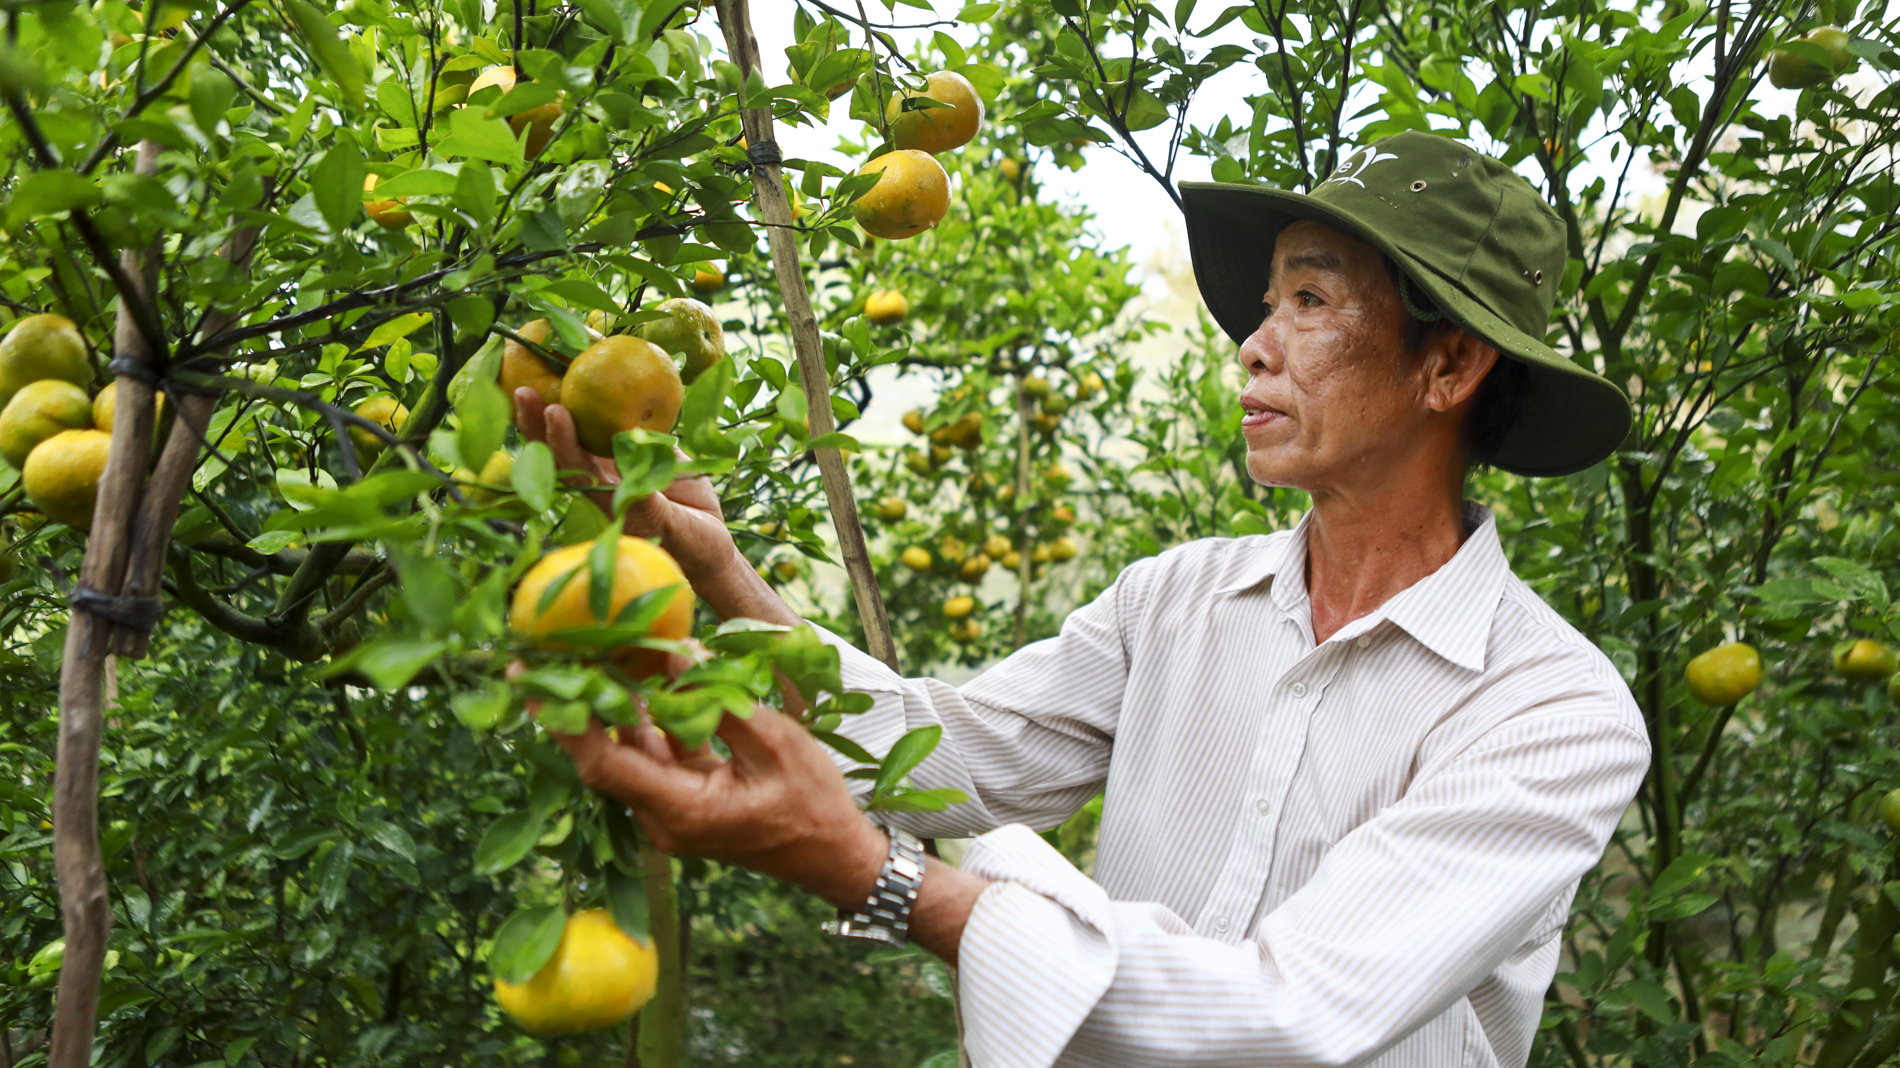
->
[[1420, 329, 1500, 414]]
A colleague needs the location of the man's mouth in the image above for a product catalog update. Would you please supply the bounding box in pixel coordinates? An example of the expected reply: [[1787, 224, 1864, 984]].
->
[[1241, 402, 1284, 429]]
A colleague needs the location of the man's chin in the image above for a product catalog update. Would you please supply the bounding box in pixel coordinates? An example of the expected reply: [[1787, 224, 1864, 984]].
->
[[1241, 450, 1314, 493]]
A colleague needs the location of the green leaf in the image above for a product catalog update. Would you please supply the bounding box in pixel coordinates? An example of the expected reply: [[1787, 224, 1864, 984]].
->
[[246, 529, 299, 555], [805, 432, 861, 453], [285, 0, 365, 107], [454, 159, 497, 224], [371, 168, 458, 198], [489, 904, 565, 984], [375, 78, 416, 126], [473, 811, 547, 875], [605, 866, 651, 944], [358, 311, 433, 352], [351, 638, 449, 690], [587, 526, 620, 625], [364, 820, 416, 861], [4, 171, 101, 228], [813, 731, 879, 765], [872, 726, 941, 799], [1814, 557, 1888, 610], [456, 376, 510, 478], [315, 841, 355, 912], [189, 68, 237, 134], [679, 359, 738, 459], [311, 143, 366, 233], [451, 683, 511, 731], [513, 440, 557, 512], [436, 107, 525, 164], [958, 2, 1000, 21]]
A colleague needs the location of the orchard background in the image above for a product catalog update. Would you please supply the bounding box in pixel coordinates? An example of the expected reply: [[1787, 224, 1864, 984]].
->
[[0, 0, 1897, 1064]]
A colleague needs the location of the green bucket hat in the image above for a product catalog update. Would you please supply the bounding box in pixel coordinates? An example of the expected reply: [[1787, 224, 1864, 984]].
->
[[1180, 130, 1630, 477]]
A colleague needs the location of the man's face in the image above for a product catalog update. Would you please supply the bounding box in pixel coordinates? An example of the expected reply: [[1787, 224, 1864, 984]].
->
[[1235, 220, 1438, 492]]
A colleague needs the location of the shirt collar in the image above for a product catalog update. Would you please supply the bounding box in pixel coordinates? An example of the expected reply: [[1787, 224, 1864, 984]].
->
[[1215, 502, 1510, 673]]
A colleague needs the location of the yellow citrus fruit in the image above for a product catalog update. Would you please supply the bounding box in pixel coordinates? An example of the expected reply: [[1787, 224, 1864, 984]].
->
[[23, 428, 111, 529], [885, 71, 984, 155], [350, 395, 409, 460], [1769, 27, 1853, 89], [939, 536, 966, 561], [634, 297, 725, 384], [1077, 372, 1104, 400], [0, 380, 93, 469], [1030, 542, 1051, 564], [902, 409, 927, 435], [498, 319, 565, 419], [1023, 375, 1051, 399], [864, 290, 909, 325], [998, 157, 1022, 183], [1042, 393, 1070, 416], [901, 546, 932, 571], [91, 381, 168, 458], [946, 413, 982, 450], [468, 65, 564, 157], [945, 595, 976, 618], [1050, 535, 1078, 562], [1050, 504, 1076, 525], [982, 535, 1012, 559], [456, 449, 516, 505], [510, 537, 695, 680], [903, 449, 932, 475], [1000, 549, 1022, 571], [1034, 412, 1061, 436], [0, 315, 91, 411], [1684, 642, 1763, 705], [586, 308, 614, 334], [875, 496, 907, 522], [959, 552, 991, 582], [929, 444, 952, 466], [691, 267, 725, 294], [561, 336, 683, 456], [1835, 639, 1898, 682], [494, 909, 658, 1036], [363, 174, 414, 230], [853, 150, 950, 240], [1044, 462, 1073, 489], [950, 618, 982, 643], [772, 558, 801, 581]]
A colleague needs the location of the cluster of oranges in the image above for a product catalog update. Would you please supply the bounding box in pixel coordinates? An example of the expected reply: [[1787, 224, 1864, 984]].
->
[[852, 72, 984, 241], [0, 314, 162, 530]]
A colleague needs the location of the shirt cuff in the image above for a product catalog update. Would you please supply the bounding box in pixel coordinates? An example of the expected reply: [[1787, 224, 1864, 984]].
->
[[808, 623, 907, 693], [956, 825, 1118, 1068]]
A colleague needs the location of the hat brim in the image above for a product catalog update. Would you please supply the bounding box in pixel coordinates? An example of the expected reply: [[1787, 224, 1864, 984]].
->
[[1179, 180, 1630, 478]]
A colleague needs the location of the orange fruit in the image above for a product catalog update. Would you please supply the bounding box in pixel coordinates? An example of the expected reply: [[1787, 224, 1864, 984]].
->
[[959, 552, 990, 581], [945, 595, 976, 618], [864, 290, 909, 325], [634, 297, 724, 384], [691, 267, 725, 293], [364, 174, 414, 229], [0, 380, 93, 469], [350, 395, 409, 460], [874, 496, 907, 522], [1684, 642, 1763, 705], [853, 150, 950, 240], [1835, 639, 1898, 682], [901, 546, 931, 571], [561, 336, 683, 456], [950, 617, 982, 643], [885, 71, 984, 154], [23, 428, 111, 529], [982, 535, 1012, 559], [498, 318, 565, 419], [902, 408, 927, 435], [0, 314, 91, 410], [1049, 535, 1078, 562], [510, 537, 694, 679], [468, 65, 564, 157], [494, 910, 658, 1035]]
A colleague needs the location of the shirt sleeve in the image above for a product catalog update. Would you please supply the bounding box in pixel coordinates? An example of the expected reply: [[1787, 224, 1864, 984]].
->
[[807, 556, 1157, 839], [947, 708, 1650, 1068]]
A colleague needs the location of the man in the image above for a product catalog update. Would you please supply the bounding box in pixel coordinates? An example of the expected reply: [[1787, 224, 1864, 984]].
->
[[515, 130, 1649, 1068]]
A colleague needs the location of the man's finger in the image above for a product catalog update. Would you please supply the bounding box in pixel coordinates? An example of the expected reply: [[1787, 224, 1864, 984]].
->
[[514, 388, 547, 440], [542, 405, 607, 486], [550, 716, 703, 811], [715, 705, 796, 771]]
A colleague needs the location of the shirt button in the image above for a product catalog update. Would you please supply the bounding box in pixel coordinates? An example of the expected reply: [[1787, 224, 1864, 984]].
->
[[1290, 681, 1307, 698], [1255, 799, 1271, 816], [1356, 635, 1371, 650], [1214, 916, 1230, 933]]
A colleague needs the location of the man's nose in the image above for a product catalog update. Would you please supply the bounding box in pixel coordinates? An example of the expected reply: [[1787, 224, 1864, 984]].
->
[[1238, 308, 1285, 376]]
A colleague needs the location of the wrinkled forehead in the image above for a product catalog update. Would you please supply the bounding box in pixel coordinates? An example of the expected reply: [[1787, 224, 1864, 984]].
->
[[1266, 219, 1387, 287]]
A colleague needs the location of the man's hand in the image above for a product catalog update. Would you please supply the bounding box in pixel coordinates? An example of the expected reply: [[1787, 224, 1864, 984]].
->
[[513, 387, 740, 582], [551, 699, 891, 911]]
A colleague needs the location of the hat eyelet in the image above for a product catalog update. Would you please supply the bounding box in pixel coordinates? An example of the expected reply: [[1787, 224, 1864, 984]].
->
[[1532, 270, 1544, 285], [1409, 180, 1428, 192]]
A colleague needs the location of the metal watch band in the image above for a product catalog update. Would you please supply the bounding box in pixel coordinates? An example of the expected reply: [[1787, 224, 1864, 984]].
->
[[821, 827, 926, 947]]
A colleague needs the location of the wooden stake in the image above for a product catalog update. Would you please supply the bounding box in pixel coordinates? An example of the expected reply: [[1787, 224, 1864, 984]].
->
[[50, 138, 163, 1068], [711, 0, 900, 673]]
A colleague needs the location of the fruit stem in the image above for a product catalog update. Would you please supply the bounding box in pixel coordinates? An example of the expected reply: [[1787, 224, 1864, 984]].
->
[[491, 323, 571, 369]]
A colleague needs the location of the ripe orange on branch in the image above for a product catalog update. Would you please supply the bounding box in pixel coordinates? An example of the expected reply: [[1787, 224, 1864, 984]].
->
[[510, 537, 695, 680], [23, 428, 110, 529], [853, 150, 950, 240], [467, 64, 564, 157], [498, 318, 566, 418], [561, 336, 684, 456], [865, 289, 909, 325], [634, 297, 725, 384], [0, 380, 93, 469], [885, 71, 983, 155], [1684, 642, 1763, 705], [363, 174, 414, 230], [494, 910, 658, 1035], [0, 314, 91, 410]]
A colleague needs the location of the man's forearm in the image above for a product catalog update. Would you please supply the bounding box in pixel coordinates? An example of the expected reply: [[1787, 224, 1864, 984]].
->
[[681, 545, 806, 628]]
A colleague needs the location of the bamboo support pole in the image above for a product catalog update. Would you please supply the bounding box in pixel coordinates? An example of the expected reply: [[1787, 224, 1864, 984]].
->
[[711, 0, 899, 673], [50, 137, 164, 1068]]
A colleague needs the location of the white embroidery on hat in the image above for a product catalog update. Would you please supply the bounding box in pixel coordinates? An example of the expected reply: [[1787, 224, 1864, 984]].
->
[[1324, 146, 1399, 188]]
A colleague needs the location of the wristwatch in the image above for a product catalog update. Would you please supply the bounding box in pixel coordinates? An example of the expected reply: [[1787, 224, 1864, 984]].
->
[[822, 826, 926, 947]]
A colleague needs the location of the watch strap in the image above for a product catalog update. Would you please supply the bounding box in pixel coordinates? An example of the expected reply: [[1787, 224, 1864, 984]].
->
[[821, 827, 926, 947]]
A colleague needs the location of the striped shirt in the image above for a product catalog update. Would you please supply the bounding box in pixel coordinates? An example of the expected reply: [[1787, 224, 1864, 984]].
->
[[822, 502, 1648, 1068]]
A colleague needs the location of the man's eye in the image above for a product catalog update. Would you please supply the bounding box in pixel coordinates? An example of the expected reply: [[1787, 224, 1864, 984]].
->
[[1298, 291, 1320, 308], [1260, 302, 1275, 320]]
